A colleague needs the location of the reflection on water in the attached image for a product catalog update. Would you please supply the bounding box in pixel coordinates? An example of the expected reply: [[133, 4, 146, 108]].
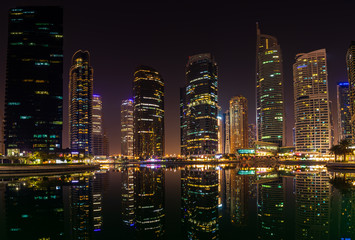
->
[[1, 165, 355, 239]]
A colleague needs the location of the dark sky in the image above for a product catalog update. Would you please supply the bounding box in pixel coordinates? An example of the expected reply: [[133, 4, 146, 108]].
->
[[0, 0, 354, 154]]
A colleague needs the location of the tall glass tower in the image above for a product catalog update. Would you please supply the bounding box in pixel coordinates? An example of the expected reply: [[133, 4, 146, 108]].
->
[[4, 6, 63, 155], [256, 23, 285, 147], [69, 50, 93, 155], [346, 41, 355, 143], [229, 96, 248, 153], [121, 99, 134, 157], [337, 82, 352, 142], [184, 53, 218, 156], [293, 49, 331, 154], [133, 66, 164, 158]]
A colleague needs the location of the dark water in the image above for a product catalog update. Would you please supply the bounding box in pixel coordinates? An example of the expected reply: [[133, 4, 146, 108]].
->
[[0, 164, 354, 240]]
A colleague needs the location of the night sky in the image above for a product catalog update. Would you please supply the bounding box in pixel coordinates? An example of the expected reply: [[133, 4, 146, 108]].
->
[[0, 0, 355, 154]]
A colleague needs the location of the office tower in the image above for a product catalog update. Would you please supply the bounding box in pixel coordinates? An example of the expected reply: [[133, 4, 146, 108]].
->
[[337, 82, 352, 142], [256, 23, 285, 147], [92, 95, 105, 156], [346, 42, 355, 143], [181, 168, 219, 239], [248, 124, 256, 148], [295, 171, 330, 239], [133, 66, 164, 158], [224, 110, 231, 154], [293, 49, 331, 154], [229, 96, 248, 153], [121, 99, 134, 157], [217, 114, 224, 154], [4, 6, 63, 155], [329, 100, 335, 147], [184, 53, 218, 156], [180, 87, 187, 156], [69, 50, 93, 155]]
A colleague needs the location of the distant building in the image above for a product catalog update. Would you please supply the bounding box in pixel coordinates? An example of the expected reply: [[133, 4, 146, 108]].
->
[[180, 87, 187, 156], [248, 124, 256, 148], [121, 99, 133, 157], [337, 82, 352, 142], [256, 23, 285, 147], [346, 42, 355, 143], [229, 96, 248, 153], [69, 50, 93, 155], [293, 49, 331, 154], [224, 110, 230, 154], [183, 53, 218, 156], [4, 6, 63, 155], [217, 113, 224, 154], [92, 95, 108, 156], [133, 66, 164, 158]]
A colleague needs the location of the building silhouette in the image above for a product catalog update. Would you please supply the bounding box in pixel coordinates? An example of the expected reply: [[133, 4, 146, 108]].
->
[[346, 41, 355, 143], [182, 53, 218, 156], [336, 83, 351, 142], [293, 49, 331, 153], [256, 23, 285, 147], [69, 50, 93, 155], [229, 96, 248, 153], [121, 99, 134, 157], [133, 66, 164, 158], [4, 6, 63, 155]]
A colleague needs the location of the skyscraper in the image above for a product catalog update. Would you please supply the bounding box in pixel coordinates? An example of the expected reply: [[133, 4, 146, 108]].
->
[[256, 23, 285, 147], [184, 53, 218, 156], [69, 50, 93, 155], [224, 110, 230, 154], [248, 124, 256, 148], [133, 66, 164, 158], [229, 96, 248, 153], [337, 82, 352, 142], [4, 6, 63, 155], [92, 95, 107, 156], [180, 87, 187, 156], [293, 49, 331, 154], [346, 41, 355, 143], [121, 99, 134, 157]]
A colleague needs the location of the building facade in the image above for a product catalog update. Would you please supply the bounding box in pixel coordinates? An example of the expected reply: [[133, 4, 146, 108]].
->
[[229, 96, 248, 153], [121, 99, 134, 157], [293, 49, 331, 153], [183, 53, 218, 156], [346, 41, 355, 143], [4, 6, 63, 155], [69, 50, 93, 155], [133, 66, 164, 158], [256, 23, 285, 147], [92, 95, 108, 156], [248, 124, 256, 148], [180, 87, 187, 156], [337, 82, 352, 142]]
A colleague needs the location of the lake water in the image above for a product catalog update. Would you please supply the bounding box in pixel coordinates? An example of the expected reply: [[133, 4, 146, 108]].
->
[[0, 164, 353, 240]]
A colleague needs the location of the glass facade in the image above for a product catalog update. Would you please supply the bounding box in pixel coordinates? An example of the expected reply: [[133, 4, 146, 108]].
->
[[4, 6, 63, 155], [183, 53, 218, 156], [293, 49, 331, 154], [229, 96, 248, 153], [337, 82, 352, 142], [256, 23, 285, 147], [121, 99, 134, 157], [69, 50, 93, 155], [133, 66, 164, 158], [346, 41, 355, 143]]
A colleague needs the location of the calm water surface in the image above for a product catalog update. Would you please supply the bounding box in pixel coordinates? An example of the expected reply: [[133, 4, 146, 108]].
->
[[0, 164, 353, 240]]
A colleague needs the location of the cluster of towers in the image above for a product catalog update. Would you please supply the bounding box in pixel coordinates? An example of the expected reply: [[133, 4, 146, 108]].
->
[[2, 6, 108, 157]]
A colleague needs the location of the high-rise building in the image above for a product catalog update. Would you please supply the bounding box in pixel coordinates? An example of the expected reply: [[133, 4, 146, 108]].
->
[[337, 82, 352, 142], [346, 42, 355, 143], [256, 23, 285, 147], [180, 87, 187, 156], [248, 124, 256, 148], [133, 66, 164, 158], [293, 49, 331, 154], [184, 53, 218, 156], [69, 50, 93, 155], [224, 110, 230, 154], [229, 96, 248, 153], [217, 113, 224, 154], [4, 6, 63, 155], [121, 99, 133, 157], [92, 95, 106, 156]]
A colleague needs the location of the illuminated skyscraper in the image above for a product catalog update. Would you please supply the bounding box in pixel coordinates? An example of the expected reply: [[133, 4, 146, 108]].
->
[[217, 113, 224, 154], [69, 50, 93, 155], [337, 82, 352, 142], [133, 66, 164, 158], [180, 87, 187, 156], [224, 110, 230, 154], [121, 99, 134, 157], [229, 96, 248, 153], [346, 42, 355, 142], [92, 95, 108, 156], [184, 53, 218, 156], [248, 124, 256, 148], [4, 6, 63, 155], [256, 23, 285, 147], [293, 49, 331, 153]]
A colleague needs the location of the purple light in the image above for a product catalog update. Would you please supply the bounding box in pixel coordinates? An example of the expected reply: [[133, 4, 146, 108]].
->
[[94, 229, 101, 232], [338, 82, 349, 86]]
